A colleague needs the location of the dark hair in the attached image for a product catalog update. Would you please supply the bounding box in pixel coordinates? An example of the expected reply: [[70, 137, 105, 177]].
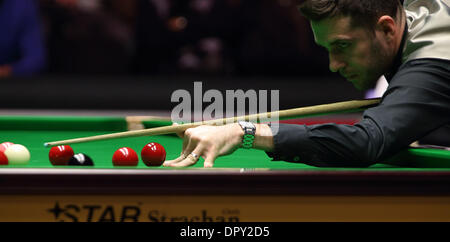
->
[[298, 0, 402, 30]]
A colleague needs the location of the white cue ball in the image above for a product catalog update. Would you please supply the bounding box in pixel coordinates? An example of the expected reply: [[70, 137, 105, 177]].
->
[[4, 144, 30, 165]]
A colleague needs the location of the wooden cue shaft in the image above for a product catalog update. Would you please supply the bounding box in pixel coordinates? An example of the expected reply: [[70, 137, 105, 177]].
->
[[44, 98, 380, 147]]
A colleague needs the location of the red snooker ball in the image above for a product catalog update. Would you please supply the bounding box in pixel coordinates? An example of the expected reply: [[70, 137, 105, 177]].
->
[[141, 142, 166, 166], [49, 145, 74, 165], [0, 152, 8, 165], [112, 147, 139, 166]]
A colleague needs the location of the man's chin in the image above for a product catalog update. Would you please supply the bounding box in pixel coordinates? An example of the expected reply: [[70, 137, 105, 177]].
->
[[352, 82, 369, 91], [349, 77, 376, 91]]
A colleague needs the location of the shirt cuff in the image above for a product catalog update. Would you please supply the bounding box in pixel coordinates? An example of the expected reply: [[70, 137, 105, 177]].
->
[[265, 123, 311, 162]]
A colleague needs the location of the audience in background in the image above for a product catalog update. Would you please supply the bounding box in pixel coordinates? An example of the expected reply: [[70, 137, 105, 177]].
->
[[236, 0, 328, 76], [0, 0, 47, 78], [39, 0, 134, 75], [2, 0, 332, 78], [134, 0, 328, 76], [134, 0, 239, 75]]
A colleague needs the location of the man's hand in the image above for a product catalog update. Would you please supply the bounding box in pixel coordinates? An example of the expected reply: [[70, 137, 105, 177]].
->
[[163, 123, 244, 168], [163, 123, 274, 168]]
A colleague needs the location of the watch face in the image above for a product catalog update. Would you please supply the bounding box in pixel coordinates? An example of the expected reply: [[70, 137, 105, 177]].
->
[[240, 121, 255, 129]]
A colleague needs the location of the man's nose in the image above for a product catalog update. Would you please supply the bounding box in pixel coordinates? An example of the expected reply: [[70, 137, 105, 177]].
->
[[329, 54, 346, 73]]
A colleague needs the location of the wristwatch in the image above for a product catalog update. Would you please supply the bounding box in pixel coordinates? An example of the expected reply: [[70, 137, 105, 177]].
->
[[238, 121, 256, 149]]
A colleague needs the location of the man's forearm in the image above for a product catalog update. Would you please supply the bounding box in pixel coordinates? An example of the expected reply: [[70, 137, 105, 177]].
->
[[253, 124, 275, 152]]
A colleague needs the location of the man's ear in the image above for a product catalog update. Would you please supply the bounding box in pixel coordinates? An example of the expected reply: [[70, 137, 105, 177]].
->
[[376, 15, 397, 41]]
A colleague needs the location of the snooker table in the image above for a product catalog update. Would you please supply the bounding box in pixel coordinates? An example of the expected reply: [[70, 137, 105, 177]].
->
[[0, 115, 449, 222]]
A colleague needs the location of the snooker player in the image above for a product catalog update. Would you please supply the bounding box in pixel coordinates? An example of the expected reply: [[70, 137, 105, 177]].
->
[[163, 0, 450, 168]]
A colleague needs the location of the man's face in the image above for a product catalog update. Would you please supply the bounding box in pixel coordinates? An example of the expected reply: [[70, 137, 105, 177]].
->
[[311, 16, 392, 90]]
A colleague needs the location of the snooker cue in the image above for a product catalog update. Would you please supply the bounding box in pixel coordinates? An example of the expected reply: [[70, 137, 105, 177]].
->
[[125, 115, 172, 130], [44, 98, 381, 147]]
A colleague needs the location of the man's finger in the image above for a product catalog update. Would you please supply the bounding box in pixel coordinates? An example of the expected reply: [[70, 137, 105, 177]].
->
[[180, 137, 189, 156], [172, 122, 185, 138], [182, 136, 198, 159], [203, 153, 217, 168], [168, 147, 203, 167], [167, 155, 198, 167], [162, 153, 186, 166]]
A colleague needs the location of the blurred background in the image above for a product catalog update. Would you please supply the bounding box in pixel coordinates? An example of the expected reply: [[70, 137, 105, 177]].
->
[[0, 0, 364, 112]]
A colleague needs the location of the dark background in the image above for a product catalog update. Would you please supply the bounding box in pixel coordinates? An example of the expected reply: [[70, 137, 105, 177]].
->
[[0, 0, 364, 111]]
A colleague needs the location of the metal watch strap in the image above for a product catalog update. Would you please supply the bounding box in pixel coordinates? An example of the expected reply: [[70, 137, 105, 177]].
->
[[238, 121, 256, 149]]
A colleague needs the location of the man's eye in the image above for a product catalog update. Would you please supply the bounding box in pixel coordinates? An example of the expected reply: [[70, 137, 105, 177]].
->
[[338, 42, 350, 49]]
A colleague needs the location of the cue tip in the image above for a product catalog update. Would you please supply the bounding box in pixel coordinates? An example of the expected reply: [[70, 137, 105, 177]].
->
[[44, 143, 50, 148]]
